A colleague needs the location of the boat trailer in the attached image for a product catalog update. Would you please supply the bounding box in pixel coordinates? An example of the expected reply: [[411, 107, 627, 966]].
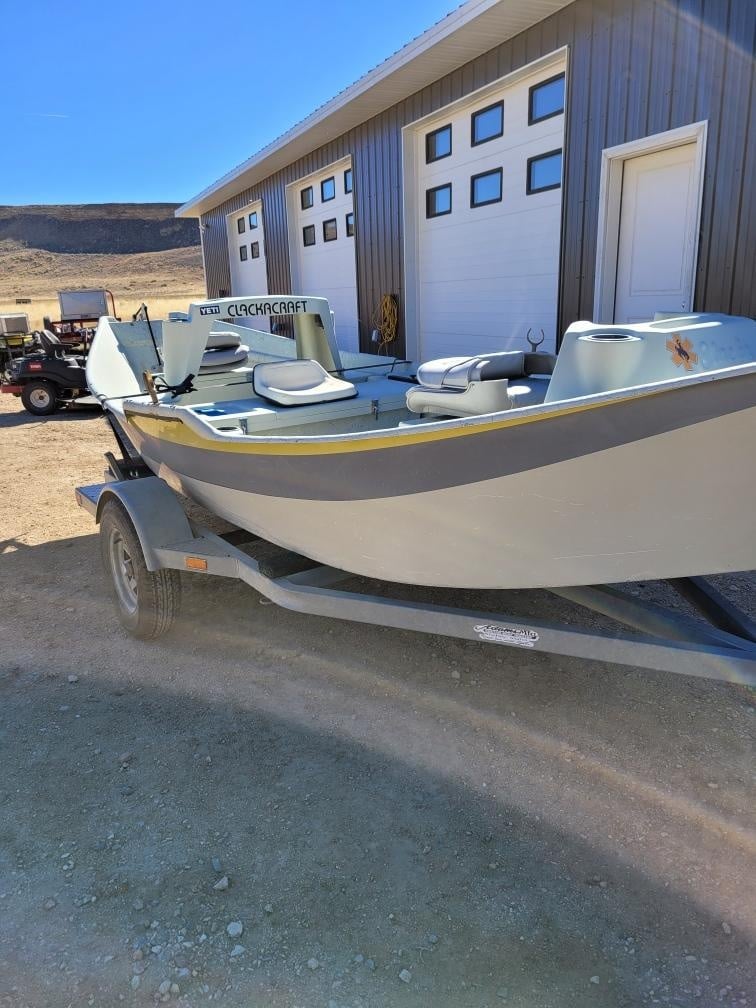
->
[[75, 452, 756, 687]]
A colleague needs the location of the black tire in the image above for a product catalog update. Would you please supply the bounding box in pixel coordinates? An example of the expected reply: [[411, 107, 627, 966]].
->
[[99, 499, 181, 640], [21, 380, 58, 416]]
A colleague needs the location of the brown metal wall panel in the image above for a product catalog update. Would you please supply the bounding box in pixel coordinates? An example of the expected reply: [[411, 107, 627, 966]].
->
[[670, 0, 703, 129], [731, 46, 756, 318], [198, 0, 755, 356], [701, 0, 755, 311], [692, 0, 730, 310]]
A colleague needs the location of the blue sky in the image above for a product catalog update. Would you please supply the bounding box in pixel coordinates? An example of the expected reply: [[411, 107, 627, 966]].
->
[[2, 0, 456, 206]]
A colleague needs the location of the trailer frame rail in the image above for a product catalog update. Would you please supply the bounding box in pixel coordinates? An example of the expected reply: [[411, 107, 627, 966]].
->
[[75, 477, 756, 685]]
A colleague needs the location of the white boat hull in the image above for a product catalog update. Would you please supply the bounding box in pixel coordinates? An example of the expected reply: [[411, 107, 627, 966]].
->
[[140, 401, 756, 589]]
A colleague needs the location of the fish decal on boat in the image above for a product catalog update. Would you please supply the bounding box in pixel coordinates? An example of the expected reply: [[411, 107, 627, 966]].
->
[[666, 334, 698, 370]]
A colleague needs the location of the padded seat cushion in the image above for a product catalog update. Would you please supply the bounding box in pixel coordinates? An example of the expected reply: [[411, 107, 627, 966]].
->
[[253, 359, 357, 406], [200, 345, 249, 372], [417, 351, 526, 390], [206, 330, 242, 350]]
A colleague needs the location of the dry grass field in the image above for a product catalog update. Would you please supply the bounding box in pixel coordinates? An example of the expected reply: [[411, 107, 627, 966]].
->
[[0, 239, 206, 328]]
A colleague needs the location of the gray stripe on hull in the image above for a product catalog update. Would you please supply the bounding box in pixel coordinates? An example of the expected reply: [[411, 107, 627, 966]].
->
[[134, 372, 756, 501]]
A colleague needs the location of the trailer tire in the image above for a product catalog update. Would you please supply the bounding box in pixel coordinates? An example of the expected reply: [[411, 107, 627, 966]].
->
[[21, 380, 58, 416], [99, 499, 181, 640]]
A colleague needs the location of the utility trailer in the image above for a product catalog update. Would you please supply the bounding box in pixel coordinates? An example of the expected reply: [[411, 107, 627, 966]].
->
[[75, 435, 756, 688], [0, 313, 35, 365], [43, 289, 117, 352]]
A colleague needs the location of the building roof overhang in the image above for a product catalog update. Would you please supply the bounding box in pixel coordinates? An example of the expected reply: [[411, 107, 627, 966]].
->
[[176, 0, 572, 218]]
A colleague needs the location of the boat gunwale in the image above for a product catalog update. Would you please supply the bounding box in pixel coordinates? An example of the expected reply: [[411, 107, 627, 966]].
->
[[116, 361, 756, 457]]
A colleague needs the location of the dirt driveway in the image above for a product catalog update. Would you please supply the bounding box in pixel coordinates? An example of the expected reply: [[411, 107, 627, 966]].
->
[[0, 393, 754, 1008]]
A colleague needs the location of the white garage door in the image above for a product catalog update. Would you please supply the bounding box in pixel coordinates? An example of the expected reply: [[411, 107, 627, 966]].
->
[[227, 200, 268, 297], [411, 60, 566, 360], [288, 159, 359, 352]]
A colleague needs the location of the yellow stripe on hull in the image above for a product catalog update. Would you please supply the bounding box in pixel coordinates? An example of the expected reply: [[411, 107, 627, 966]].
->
[[125, 390, 645, 458]]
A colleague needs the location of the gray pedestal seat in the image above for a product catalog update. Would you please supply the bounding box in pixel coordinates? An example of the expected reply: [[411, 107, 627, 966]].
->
[[406, 350, 551, 417]]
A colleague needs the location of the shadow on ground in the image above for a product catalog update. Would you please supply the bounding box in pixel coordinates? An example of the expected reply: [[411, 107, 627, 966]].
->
[[0, 404, 101, 430], [0, 534, 754, 1008]]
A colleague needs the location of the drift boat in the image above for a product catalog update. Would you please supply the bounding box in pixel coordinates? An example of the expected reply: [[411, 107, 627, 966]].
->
[[85, 296, 756, 590]]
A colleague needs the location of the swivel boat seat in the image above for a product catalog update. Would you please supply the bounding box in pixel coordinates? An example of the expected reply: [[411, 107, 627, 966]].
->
[[406, 349, 554, 418]]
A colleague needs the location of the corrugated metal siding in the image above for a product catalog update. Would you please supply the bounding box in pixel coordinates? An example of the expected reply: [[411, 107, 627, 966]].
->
[[200, 0, 756, 355]]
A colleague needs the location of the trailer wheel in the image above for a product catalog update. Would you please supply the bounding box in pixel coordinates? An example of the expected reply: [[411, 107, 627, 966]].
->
[[99, 499, 181, 639], [21, 380, 58, 416]]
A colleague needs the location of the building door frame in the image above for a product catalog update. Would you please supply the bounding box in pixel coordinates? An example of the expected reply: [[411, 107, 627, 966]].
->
[[593, 121, 708, 323], [226, 199, 269, 296], [401, 47, 568, 363]]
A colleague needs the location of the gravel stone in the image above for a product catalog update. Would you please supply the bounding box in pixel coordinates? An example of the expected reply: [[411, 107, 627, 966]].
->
[[307, 957, 320, 970], [226, 921, 243, 938], [213, 876, 230, 891], [229, 944, 246, 958], [399, 968, 412, 983]]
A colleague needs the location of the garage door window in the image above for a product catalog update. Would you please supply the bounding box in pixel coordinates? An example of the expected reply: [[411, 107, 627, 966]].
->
[[470, 168, 502, 207], [248, 211, 258, 229], [345, 211, 354, 237], [426, 183, 452, 218], [323, 218, 337, 242], [426, 124, 452, 163], [321, 177, 336, 202], [237, 217, 245, 234], [527, 149, 562, 194], [301, 186, 313, 210], [471, 102, 503, 146], [344, 168, 353, 193], [250, 241, 260, 259], [239, 245, 248, 261], [303, 225, 316, 247], [529, 73, 565, 125]]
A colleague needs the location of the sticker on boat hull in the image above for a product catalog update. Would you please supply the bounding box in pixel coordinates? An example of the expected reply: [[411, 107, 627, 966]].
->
[[473, 623, 539, 647], [666, 334, 698, 370]]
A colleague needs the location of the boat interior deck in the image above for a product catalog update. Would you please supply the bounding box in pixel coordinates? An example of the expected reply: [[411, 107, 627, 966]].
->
[[190, 374, 419, 436], [126, 371, 443, 438]]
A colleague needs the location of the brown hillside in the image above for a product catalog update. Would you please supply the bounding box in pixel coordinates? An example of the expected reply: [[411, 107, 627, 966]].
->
[[0, 240, 205, 328], [0, 203, 200, 254]]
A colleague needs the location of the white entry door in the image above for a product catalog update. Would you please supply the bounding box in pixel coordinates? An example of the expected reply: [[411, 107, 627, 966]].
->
[[288, 160, 359, 351], [227, 201, 268, 297], [613, 143, 698, 323], [410, 60, 566, 361]]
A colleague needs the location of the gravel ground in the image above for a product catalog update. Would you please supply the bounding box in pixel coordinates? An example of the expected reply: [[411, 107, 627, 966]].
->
[[0, 393, 754, 1008]]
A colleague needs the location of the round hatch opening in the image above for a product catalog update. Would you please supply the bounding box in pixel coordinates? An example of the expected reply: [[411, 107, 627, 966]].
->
[[578, 332, 643, 343]]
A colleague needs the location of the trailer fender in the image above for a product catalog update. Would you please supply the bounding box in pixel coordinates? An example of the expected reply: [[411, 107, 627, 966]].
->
[[95, 477, 193, 572]]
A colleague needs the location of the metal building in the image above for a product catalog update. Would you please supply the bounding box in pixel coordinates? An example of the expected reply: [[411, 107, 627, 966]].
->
[[176, 0, 755, 359]]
